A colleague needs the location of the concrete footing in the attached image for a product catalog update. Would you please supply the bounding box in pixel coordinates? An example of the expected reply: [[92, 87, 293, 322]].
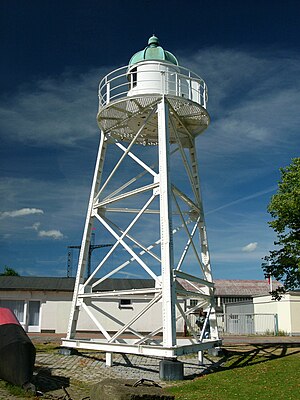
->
[[58, 347, 78, 356], [159, 359, 184, 381], [207, 347, 222, 357]]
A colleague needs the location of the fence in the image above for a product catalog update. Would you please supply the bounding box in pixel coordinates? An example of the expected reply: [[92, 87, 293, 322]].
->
[[216, 313, 279, 336]]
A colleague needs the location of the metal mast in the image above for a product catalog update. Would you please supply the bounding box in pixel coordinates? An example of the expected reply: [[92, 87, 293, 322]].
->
[[62, 35, 220, 366]]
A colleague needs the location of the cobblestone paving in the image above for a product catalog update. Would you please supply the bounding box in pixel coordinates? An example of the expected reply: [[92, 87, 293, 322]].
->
[[36, 351, 209, 384], [0, 350, 211, 400]]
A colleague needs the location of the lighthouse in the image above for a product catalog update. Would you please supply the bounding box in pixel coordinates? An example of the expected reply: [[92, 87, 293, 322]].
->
[[62, 35, 221, 376]]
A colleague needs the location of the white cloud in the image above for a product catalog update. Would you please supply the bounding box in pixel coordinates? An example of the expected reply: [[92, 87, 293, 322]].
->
[[181, 48, 300, 158], [0, 208, 44, 219], [24, 222, 41, 231], [0, 67, 110, 147], [0, 176, 89, 242], [206, 186, 276, 215], [242, 242, 258, 252], [38, 230, 64, 240], [32, 222, 41, 231]]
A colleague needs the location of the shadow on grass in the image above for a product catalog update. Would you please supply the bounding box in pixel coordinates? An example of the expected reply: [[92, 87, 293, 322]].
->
[[181, 343, 300, 381], [205, 343, 300, 375]]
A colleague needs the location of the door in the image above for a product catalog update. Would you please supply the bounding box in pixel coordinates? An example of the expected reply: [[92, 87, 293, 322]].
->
[[27, 301, 41, 332]]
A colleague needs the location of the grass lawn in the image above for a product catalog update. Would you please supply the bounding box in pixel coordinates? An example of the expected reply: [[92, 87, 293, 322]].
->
[[166, 345, 300, 400]]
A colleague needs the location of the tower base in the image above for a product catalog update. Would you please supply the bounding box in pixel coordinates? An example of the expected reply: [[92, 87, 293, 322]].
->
[[159, 359, 184, 381]]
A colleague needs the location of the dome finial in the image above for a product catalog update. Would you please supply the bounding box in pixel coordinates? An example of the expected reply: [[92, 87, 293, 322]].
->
[[148, 35, 159, 47]]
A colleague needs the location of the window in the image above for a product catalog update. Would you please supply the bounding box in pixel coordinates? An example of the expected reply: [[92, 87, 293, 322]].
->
[[221, 296, 252, 304], [128, 67, 137, 89], [0, 299, 25, 323], [131, 67, 137, 87], [119, 299, 132, 309], [189, 299, 199, 308]]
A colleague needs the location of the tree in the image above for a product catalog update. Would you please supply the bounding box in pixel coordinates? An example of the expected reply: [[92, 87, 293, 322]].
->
[[0, 266, 20, 276], [262, 157, 300, 299]]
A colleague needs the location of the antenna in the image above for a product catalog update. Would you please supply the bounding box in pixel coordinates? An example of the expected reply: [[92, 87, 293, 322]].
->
[[67, 234, 113, 278]]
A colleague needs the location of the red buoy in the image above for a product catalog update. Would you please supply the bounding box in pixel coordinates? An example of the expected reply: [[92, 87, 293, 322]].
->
[[0, 308, 36, 388], [0, 307, 20, 326]]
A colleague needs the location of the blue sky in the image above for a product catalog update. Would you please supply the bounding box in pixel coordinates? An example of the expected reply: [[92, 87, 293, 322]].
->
[[0, 0, 299, 280]]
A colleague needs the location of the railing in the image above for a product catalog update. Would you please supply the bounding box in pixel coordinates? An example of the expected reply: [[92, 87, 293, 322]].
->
[[187, 313, 279, 336], [98, 61, 208, 110]]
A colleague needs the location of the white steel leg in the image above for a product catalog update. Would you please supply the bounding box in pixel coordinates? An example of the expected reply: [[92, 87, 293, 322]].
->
[[157, 97, 176, 347], [189, 142, 219, 340], [66, 132, 107, 339]]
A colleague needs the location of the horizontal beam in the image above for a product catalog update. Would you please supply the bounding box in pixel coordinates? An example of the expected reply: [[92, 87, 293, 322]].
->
[[95, 182, 159, 208], [174, 270, 215, 288], [78, 288, 161, 299], [105, 207, 160, 214], [176, 288, 211, 300], [61, 338, 221, 358], [105, 208, 190, 215]]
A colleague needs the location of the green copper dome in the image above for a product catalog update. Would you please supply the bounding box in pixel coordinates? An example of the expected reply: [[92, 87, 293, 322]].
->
[[129, 35, 178, 66]]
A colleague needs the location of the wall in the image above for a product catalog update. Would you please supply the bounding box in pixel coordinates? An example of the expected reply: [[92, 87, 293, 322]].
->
[[224, 302, 254, 314], [76, 297, 185, 334], [40, 292, 72, 333], [253, 295, 292, 334], [0, 290, 72, 333], [288, 293, 300, 335], [0, 290, 185, 334]]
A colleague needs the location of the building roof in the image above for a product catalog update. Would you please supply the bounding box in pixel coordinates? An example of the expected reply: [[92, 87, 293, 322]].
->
[[177, 278, 281, 297], [214, 279, 281, 296], [129, 35, 178, 66], [0, 276, 280, 297], [0, 276, 155, 292]]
